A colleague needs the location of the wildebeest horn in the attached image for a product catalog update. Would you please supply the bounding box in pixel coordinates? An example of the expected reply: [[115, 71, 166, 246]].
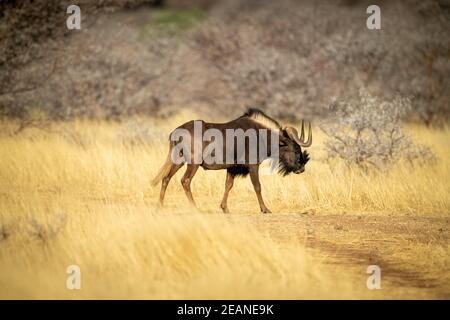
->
[[285, 120, 312, 147]]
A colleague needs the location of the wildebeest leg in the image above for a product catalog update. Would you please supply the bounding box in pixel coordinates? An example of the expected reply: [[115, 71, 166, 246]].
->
[[249, 165, 271, 213], [159, 163, 184, 206], [220, 172, 234, 213], [181, 164, 199, 206]]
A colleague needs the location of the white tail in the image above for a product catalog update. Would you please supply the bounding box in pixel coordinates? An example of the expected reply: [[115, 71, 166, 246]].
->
[[151, 152, 173, 186]]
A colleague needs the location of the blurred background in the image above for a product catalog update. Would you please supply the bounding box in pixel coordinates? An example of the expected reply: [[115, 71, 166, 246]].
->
[[0, 0, 449, 124], [1, 1, 450, 299]]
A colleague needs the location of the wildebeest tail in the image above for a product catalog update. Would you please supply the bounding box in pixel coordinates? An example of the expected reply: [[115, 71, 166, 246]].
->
[[151, 151, 173, 186]]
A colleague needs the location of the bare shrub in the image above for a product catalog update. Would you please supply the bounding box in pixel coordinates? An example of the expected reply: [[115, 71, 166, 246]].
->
[[321, 90, 436, 170], [1, 0, 448, 123], [192, 8, 324, 120], [29, 213, 67, 242], [192, 0, 449, 123], [0, 0, 164, 120], [0, 224, 11, 241], [11, 107, 53, 135]]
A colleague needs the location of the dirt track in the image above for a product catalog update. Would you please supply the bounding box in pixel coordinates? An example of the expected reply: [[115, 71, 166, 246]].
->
[[232, 213, 450, 298]]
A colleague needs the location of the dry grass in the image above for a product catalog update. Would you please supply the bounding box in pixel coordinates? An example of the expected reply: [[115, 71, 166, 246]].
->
[[0, 113, 449, 299]]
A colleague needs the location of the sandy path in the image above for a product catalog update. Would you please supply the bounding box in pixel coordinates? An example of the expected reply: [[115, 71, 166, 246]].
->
[[230, 213, 450, 298]]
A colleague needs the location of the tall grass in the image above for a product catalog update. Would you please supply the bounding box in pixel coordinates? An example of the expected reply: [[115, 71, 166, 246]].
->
[[0, 115, 448, 298]]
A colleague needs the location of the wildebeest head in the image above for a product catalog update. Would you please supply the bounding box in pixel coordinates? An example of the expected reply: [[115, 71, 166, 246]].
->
[[278, 121, 312, 175]]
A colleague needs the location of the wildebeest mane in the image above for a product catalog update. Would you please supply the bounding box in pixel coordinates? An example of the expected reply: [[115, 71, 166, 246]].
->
[[242, 108, 281, 132]]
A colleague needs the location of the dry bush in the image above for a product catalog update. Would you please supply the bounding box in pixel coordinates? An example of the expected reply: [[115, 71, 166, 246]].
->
[[0, 0, 161, 120], [29, 213, 67, 242], [192, 4, 327, 120], [1, 0, 449, 124], [0, 224, 11, 241], [192, 0, 450, 123], [321, 90, 436, 170]]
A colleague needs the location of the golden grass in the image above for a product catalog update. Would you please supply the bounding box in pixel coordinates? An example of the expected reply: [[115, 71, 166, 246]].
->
[[0, 114, 448, 299]]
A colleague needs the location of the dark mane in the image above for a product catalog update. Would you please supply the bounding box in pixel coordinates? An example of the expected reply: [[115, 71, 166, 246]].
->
[[241, 108, 281, 131]]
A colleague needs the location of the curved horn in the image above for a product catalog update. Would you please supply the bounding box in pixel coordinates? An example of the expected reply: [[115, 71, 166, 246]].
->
[[285, 121, 312, 147]]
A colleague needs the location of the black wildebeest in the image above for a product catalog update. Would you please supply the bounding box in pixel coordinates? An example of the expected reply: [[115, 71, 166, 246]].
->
[[152, 108, 312, 213]]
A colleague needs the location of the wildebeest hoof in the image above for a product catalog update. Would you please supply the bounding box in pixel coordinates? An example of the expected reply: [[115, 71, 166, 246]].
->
[[261, 208, 271, 214], [221, 206, 229, 214]]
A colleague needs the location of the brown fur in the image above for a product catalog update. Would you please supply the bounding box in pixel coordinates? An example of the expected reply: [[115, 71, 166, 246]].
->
[[153, 108, 311, 213]]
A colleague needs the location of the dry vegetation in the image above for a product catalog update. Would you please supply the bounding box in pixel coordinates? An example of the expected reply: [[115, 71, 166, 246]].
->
[[1, 0, 449, 123], [0, 0, 449, 300], [0, 112, 448, 299]]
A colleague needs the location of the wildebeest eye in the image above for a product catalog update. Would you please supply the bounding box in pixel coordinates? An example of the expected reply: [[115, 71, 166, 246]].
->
[[279, 141, 287, 147]]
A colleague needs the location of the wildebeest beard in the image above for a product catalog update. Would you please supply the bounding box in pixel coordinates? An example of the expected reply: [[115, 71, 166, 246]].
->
[[153, 107, 313, 214], [278, 150, 310, 176]]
